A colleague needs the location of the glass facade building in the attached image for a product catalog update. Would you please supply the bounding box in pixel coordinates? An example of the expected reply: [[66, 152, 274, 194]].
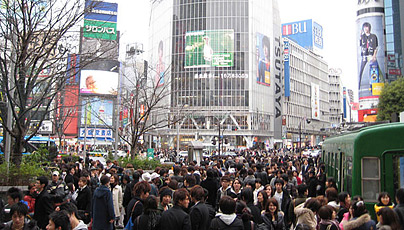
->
[[385, 0, 403, 82], [149, 0, 282, 149]]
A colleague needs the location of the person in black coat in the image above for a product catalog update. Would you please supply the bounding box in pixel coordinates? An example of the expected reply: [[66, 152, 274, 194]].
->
[[189, 186, 210, 230], [160, 188, 191, 230], [33, 176, 54, 230], [123, 171, 141, 209], [200, 169, 219, 209], [307, 170, 318, 198], [75, 176, 92, 224], [241, 188, 262, 224], [133, 195, 161, 230], [125, 181, 151, 226], [210, 196, 244, 230], [92, 175, 115, 230]]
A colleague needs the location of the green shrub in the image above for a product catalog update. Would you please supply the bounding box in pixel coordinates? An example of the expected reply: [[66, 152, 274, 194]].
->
[[119, 157, 161, 170], [0, 162, 49, 186]]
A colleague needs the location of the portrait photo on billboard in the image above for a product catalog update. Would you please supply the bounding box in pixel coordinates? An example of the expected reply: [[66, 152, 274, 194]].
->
[[184, 30, 234, 68], [357, 16, 385, 99], [81, 98, 114, 126], [80, 70, 118, 95], [155, 40, 165, 87], [256, 33, 271, 86]]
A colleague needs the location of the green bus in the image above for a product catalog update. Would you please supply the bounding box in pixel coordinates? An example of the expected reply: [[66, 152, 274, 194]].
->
[[322, 122, 404, 218]]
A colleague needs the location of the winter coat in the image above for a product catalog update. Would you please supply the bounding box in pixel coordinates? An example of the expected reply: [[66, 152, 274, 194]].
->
[[126, 197, 143, 226], [294, 206, 317, 230], [92, 185, 115, 230], [23, 194, 36, 214], [210, 213, 244, 230], [216, 186, 233, 208], [111, 184, 123, 217], [160, 205, 191, 230], [260, 212, 286, 230], [133, 210, 161, 230], [342, 214, 376, 230], [33, 189, 53, 230], [189, 202, 210, 230], [1, 218, 39, 230], [76, 185, 92, 224], [200, 178, 219, 208], [394, 203, 404, 227]]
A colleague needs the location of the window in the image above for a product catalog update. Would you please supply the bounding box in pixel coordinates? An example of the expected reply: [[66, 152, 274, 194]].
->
[[362, 157, 380, 201]]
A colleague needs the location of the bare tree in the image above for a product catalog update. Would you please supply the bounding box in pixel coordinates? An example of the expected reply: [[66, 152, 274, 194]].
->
[[0, 0, 105, 166], [117, 58, 177, 159]]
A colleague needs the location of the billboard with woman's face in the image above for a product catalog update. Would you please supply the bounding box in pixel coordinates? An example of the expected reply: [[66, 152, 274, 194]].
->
[[256, 33, 271, 86], [80, 70, 118, 95]]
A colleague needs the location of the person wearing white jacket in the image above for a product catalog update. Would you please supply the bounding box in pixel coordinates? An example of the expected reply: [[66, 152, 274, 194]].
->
[[110, 174, 123, 228]]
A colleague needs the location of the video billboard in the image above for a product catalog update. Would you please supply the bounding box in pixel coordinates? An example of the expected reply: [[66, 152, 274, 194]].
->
[[80, 70, 118, 95], [256, 33, 271, 86], [81, 97, 114, 126], [185, 30, 234, 68], [357, 0, 385, 100]]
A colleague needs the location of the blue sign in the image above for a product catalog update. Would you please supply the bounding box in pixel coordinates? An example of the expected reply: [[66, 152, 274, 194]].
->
[[284, 40, 290, 97], [85, 0, 118, 22], [282, 19, 323, 51]]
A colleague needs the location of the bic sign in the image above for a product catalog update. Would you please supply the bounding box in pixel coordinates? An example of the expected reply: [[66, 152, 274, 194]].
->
[[282, 22, 307, 36]]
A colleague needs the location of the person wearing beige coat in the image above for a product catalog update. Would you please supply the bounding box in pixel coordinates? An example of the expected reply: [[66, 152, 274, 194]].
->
[[110, 174, 123, 228]]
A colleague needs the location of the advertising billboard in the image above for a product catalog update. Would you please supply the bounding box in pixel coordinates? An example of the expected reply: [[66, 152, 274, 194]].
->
[[63, 85, 79, 135], [284, 40, 291, 96], [79, 128, 113, 138], [83, 0, 117, 41], [358, 108, 378, 122], [311, 83, 320, 120], [83, 19, 117, 41], [282, 19, 323, 52], [66, 54, 80, 84], [81, 97, 114, 126], [357, 0, 385, 100], [256, 33, 271, 86], [185, 30, 234, 68], [80, 70, 118, 95], [81, 36, 119, 60]]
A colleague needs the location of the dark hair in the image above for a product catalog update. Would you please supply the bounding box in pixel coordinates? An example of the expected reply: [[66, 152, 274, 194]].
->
[[297, 184, 308, 197], [100, 175, 110, 185], [362, 22, 371, 31], [59, 202, 79, 219], [351, 200, 367, 218], [173, 188, 189, 206], [37, 176, 48, 187], [49, 211, 71, 230], [219, 196, 236, 214], [377, 192, 392, 206], [255, 178, 262, 185], [265, 198, 279, 214], [304, 198, 322, 213], [111, 174, 119, 186], [173, 166, 181, 175], [274, 178, 284, 186], [318, 205, 334, 220], [10, 202, 28, 217], [133, 181, 151, 197], [257, 190, 268, 211], [143, 195, 158, 214], [241, 188, 253, 204], [262, 36, 270, 53], [235, 201, 253, 222], [184, 175, 196, 187], [190, 185, 205, 202], [396, 188, 404, 204], [7, 187, 22, 202], [338, 192, 350, 204], [377, 207, 400, 230], [221, 175, 231, 182], [326, 177, 337, 189], [325, 187, 338, 202], [232, 178, 243, 189], [206, 169, 215, 178]]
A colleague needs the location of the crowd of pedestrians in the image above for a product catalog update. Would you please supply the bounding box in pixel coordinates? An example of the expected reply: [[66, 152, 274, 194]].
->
[[0, 151, 403, 230]]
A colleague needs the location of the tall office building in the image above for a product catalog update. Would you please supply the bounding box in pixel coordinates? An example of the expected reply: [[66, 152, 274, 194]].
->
[[149, 0, 282, 149], [385, 0, 403, 82]]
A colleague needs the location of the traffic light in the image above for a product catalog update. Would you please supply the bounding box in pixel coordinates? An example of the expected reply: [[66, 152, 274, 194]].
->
[[211, 138, 216, 145]]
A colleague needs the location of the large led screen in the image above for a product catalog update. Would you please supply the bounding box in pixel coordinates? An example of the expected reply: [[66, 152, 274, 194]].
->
[[185, 30, 234, 68], [81, 98, 114, 126], [256, 33, 271, 86], [80, 70, 118, 95]]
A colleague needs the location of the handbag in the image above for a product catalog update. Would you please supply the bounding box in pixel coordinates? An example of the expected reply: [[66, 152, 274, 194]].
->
[[124, 201, 139, 230]]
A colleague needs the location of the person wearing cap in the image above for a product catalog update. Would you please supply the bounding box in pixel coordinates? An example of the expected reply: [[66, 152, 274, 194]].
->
[[149, 173, 160, 196], [47, 171, 69, 207], [157, 187, 173, 212]]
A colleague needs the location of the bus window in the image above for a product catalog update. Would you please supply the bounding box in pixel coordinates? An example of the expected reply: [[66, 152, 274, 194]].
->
[[362, 157, 380, 201]]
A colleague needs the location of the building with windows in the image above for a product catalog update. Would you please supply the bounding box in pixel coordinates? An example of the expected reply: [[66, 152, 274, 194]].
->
[[282, 37, 330, 148], [328, 69, 343, 127], [148, 0, 282, 150], [385, 0, 403, 82]]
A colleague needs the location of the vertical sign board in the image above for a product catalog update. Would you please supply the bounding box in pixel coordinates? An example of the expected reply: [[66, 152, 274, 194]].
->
[[343, 87, 347, 119], [274, 36, 282, 139], [256, 33, 271, 86], [283, 40, 290, 97], [311, 83, 320, 120], [357, 0, 385, 104]]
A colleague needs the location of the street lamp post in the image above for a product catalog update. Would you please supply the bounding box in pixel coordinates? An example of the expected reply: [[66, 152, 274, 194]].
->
[[298, 118, 311, 155]]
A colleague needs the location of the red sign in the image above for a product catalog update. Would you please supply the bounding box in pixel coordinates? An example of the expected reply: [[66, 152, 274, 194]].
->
[[63, 85, 79, 135], [358, 109, 378, 122], [351, 102, 359, 111], [389, 69, 401, 75]]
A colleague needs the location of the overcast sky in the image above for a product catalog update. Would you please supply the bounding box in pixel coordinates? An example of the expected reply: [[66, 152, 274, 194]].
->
[[117, 0, 358, 98]]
